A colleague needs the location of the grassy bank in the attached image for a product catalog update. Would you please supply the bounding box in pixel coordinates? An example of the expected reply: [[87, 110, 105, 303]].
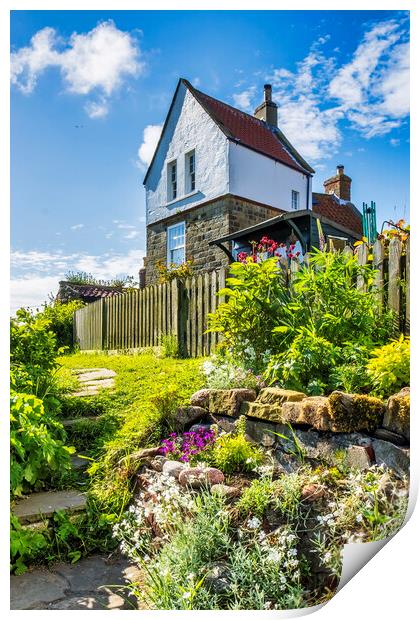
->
[[58, 352, 205, 512]]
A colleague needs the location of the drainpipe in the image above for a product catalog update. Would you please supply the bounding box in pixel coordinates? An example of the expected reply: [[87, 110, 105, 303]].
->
[[306, 175, 310, 210]]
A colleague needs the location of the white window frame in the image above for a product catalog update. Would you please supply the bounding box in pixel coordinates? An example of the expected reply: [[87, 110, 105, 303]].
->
[[167, 222, 186, 267], [185, 150, 196, 194], [167, 160, 177, 202], [291, 190, 300, 210]]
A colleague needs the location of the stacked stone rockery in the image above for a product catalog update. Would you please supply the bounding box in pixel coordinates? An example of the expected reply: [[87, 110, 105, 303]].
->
[[175, 386, 410, 478]]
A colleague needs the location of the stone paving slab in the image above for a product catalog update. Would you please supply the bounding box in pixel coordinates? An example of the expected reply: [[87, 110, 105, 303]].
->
[[10, 555, 143, 610], [14, 490, 87, 524], [62, 416, 100, 428], [71, 454, 91, 471], [10, 570, 69, 609], [77, 369, 117, 383], [70, 368, 116, 397]]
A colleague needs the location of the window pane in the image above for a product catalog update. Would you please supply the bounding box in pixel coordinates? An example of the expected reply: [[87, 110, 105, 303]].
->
[[168, 222, 185, 266], [170, 248, 184, 265]]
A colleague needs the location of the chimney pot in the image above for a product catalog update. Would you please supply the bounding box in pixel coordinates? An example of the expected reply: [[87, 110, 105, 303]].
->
[[254, 84, 278, 127], [323, 165, 352, 201], [264, 84, 272, 102]]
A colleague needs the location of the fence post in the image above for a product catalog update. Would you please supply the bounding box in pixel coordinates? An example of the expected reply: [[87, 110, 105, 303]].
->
[[405, 237, 410, 334], [388, 236, 402, 332], [356, 243, 368, 291], [101, 298, 107, 350], [372, 239, 385, 313]]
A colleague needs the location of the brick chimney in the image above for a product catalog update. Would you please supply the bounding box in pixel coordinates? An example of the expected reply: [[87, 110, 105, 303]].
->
[[254, 84, 278, 127], [323, 165, 352, 201]]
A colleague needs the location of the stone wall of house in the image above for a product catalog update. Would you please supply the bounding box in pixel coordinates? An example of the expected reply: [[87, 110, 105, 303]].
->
[[144, 194, 281, 284]]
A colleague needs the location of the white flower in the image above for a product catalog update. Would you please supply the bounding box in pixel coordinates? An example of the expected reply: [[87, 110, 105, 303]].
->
[[356, 514, 363, 523], [247, 517, 261, 529], [267, 549, 281, 562], [182, 591, 192, 600]]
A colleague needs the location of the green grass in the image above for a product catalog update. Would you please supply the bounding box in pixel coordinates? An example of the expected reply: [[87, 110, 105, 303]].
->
[[58, 352, 206, 512]]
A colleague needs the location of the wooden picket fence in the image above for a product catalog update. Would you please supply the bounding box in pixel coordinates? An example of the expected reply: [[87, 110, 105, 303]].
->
[[73, 237, 409, 356], [73, 268, 227, 356]]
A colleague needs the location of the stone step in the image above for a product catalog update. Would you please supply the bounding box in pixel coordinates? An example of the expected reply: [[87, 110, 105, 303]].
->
[[62, 416, 100, 428], [13, 490, 87, 524], [72, 368, 116, 379], [71, 454, 91, 471]]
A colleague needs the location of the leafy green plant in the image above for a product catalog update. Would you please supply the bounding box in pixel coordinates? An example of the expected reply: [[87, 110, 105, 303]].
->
[[267, 325, 338, 393], [237, 478, 275, 518], [207, 258, 288, 371], [208, 250, 393, 391], [366, 335, 410, 397], [10, 513, 48, 574], [160, 334, 179, 358], [39, 300, 85, 350], [10, 308, 63, 403], [10, 392, 74, 496], [204, 418, 264, 474]]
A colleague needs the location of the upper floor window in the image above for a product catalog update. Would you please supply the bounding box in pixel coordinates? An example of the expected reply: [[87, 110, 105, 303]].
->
[[167, 222, 185, 266], [167, 160, 177, 201], [291, 190, 300, 210], [185, 150, 196, 193]]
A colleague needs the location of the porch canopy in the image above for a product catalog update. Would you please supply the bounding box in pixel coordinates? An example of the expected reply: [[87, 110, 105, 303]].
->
[[209, 209, 359, 262]]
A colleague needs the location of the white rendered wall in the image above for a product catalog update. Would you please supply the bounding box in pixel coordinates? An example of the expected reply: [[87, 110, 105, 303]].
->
[[228, 141, 311, 212], [146, 84, 229, 225]]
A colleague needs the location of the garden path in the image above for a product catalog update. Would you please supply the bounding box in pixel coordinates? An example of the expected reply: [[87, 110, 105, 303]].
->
[[11, 366, 145, 611], [10, 554, 143, 609]]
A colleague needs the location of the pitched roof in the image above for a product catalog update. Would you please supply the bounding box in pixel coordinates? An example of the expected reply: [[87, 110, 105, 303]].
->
[[312, 193, 363, 236], [143, 78, 314, 183], [187, 81, 314, 174], [57, 281, 123, 302]]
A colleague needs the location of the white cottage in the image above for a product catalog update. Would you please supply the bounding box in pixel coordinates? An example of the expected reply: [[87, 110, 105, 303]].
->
[[142, 79, 361, 285]]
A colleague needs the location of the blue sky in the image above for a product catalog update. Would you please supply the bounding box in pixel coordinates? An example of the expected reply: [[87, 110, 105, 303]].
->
[[10, 9, 410, 311]]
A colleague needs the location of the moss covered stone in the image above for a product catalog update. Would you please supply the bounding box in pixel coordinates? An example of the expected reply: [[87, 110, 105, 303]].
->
[[383, 387, 410, 440], [240, 401, 284, 423], [257, 388, 306, 405], [208, 389, 257, 417], [328, 391, 384, 433]]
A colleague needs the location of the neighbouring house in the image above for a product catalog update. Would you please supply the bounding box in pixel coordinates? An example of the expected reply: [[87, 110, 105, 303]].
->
[[56, 281, 123, 304], [141, 79, 362, 284]]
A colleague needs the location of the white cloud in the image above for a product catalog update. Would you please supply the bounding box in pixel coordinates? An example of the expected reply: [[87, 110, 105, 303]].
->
[[232, 17, 410, 162], [124, 230, 141, 240], [11, 248, 145, 313], [232, 86, 257, 112], [11, 21, 143, 118], [390, 138, 400, 147], [84, 99, 109, 119], [70, 223, 84, 230], [137, 124, 163, 167]]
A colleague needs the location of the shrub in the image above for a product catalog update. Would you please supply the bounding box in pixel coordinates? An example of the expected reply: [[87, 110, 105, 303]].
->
[[237, 478, 275, 518], [366, 335, 410, 397], [205, 419, 264, 474], [39, 300, 85, 350], [209, 250, 393, 390], [207, 258, 288, 371], [10, 392, 74, 496], [10, 309, 60, 401], [202, 357, 265, 390]]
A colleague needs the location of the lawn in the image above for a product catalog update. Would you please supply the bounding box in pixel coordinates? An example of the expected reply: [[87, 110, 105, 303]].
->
[[57, 352, 206, 512]]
